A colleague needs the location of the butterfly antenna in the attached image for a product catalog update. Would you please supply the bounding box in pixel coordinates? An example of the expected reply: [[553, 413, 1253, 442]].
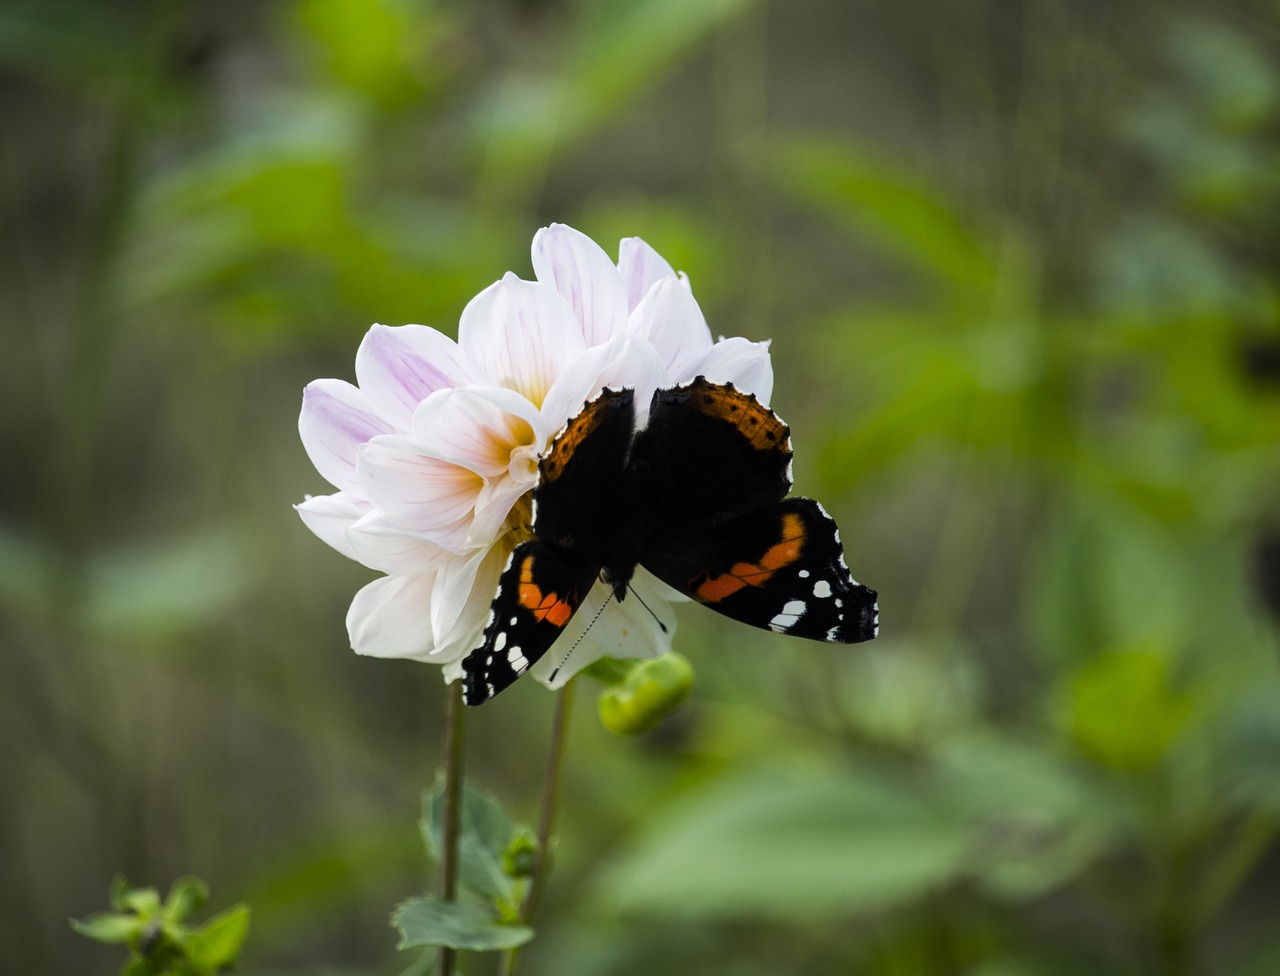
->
[[549, 590, 614, 683], [626, 583, 669, 634]]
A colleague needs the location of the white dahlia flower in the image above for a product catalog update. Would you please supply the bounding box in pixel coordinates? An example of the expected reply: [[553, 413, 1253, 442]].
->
[[296, 224, 773, 688]]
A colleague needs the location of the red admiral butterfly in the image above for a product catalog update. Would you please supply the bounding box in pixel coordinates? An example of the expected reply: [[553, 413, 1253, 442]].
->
[[461, 377, 878, 705]]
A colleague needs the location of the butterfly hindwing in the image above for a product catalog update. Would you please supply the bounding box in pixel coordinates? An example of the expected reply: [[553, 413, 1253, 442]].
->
[[460, 541, 600, 705], [643, 497, 878, 644]]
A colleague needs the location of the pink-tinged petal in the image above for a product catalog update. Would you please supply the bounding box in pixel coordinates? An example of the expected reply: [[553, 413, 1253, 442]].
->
[[299, 379, 394, 493], [347, 511, 456, 576], [617, 236, 678, 311], [458, 273, 585, 407], [531, 223, 629, 346], [354, 324, 472, 431], [357, 434, 480, 550], [347, 574, 437, 661], [680, 337, 775, 405], [412, 386, 543, 478], [529, 568, 677, 688], [295, 491, 369, 562], [626, 276, 714, 383], [431, 544, 506, 655], [540, 334, 667, 435]]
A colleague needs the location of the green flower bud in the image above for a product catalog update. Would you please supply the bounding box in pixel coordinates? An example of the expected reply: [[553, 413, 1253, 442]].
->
[[598, 652, 694, 735], [502, 827, 539, 879]]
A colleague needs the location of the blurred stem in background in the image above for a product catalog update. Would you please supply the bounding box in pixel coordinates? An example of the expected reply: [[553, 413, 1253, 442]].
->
[[502, 678, 575, 976]]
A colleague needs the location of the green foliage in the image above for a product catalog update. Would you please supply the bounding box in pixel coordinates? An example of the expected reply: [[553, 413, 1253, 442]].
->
[[392, 899, 533, 952], [391, 782, 536, 954], [71, 877, 250, 976], [601, 764, 973, 919]]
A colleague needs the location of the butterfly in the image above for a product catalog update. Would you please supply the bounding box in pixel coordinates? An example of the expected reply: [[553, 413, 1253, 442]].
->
[[460, 376, 878, 705]]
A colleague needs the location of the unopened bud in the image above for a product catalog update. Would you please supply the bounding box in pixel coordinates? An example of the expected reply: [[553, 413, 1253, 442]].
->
[[598, 652, 694, 735]]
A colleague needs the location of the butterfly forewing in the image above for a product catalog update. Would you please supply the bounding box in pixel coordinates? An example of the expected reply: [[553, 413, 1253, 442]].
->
[[533, 388, 636, 551], [637, 377, 792, 535]]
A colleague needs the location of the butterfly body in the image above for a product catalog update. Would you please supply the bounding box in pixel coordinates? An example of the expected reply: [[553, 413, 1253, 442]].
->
[[461, 377, 878, 705]]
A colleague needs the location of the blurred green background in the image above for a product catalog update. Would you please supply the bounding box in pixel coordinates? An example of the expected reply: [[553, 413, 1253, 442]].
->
[[4, 0, 1280, 973]]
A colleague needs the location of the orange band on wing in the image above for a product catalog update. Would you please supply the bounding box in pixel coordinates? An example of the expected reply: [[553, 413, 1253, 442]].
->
[[517, 555, 575, 627], [693, 513, 805, 604]]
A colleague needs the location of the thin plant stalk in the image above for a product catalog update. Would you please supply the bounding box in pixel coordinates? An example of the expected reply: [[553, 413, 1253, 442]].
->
[[501, 680, 575, 976], [439, 679, 466, 976]]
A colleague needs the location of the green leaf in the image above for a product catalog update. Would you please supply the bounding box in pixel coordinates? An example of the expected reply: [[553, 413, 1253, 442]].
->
[[423, 783, 520, 904], [934, 733, 1123, 899], [472, 0, 764, 174], [599, 765, 973, 920], [184, 904, 251, 974], [772, 138, 999, 296], [83, 527, 256, 641], [69, 912, 142, 944], [1068, 650, 1196, 770], [392, 897, 534, 952], [163, 877, 209, 924], [108, 875, 132, 912], [118, 886, 162, 918], [121, 956, 155, 976], [295, 0, 442, 108]]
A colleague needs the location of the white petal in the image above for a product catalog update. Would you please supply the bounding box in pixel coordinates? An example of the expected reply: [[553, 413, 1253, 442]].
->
[[295, 491, 368, 562], [431, 544, 507, 655], [347, 511, 456, 576], [412, 386, 543, 478], [347, 574, 437, 661], [539, 334, 667, 436], [467, 477, 530, 549], [626, 276, 714, 383], [354, 324, 472, 431], [357, 435, 480, 550], [458, 272, 586, 407], [680, 336, 775, 405], [530, 568, 678, 688], [617, 236, 678, 311], [531, 223, 630, 346], [299, 379, 394, 493]]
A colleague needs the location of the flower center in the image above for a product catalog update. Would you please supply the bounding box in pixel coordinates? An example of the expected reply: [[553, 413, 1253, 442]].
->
[[505, 491, 535, 543]]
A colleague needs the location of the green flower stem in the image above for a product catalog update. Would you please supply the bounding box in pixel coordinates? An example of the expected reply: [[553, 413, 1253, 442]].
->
[[439, 679, 466, 976], [501, 680, 575, 976]]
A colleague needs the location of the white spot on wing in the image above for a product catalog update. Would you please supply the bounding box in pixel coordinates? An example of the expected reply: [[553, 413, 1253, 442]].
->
[[813, 580, 832, 599], [494, 632, 507, 652], [798, 569, 810, 579], [770, 599, 807, 632]]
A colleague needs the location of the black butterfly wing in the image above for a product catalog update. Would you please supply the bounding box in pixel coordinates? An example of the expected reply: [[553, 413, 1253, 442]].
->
[[461, 388, 637, 705], [460, 540, 600, 704], [643, 498, 878, 643], [635, 377, 792, 535], [534, 387, 636, 550]]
